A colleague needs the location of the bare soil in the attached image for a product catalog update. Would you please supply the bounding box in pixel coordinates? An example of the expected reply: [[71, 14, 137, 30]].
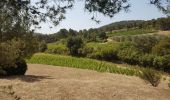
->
[[0, 64, 170, 100]]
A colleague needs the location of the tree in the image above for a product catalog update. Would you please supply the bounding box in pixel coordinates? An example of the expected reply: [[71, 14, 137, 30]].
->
[[0, 1, 39, 75], [67, 37, 84, 56], [98, 32, 107, 39], [0, 0, 169, 28], [39, 40, 47, 52]]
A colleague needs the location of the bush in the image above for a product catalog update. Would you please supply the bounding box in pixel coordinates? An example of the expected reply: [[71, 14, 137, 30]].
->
[[133, 36, 158, 53], [0, 37, 36, 76], [98, 32, 107, 39], [152, 38, 170, 56], [140, 68, 161, 87], [139, 54, 155, 67], [67, 37, 84, 56], [81, 43, 119, 61], [117, 47, 142, 65], [46, 43, 69, 55], [3, 58, 27, 75], [162, 55, 170, 72], [39, 40, 47, 52], [0, 58, 27, 76]]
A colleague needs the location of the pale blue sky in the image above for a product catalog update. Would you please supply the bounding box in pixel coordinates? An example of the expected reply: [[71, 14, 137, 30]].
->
[[36, 0, 166, 34]]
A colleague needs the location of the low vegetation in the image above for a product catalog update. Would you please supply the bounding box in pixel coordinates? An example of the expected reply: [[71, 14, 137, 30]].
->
[[46, 36, 170, 73], [140, 68, 161, 87], [27, 53, 141, 76], [28, 53, 166, 87], [107, 29, 156, 36], [47, 42, 68, 55]]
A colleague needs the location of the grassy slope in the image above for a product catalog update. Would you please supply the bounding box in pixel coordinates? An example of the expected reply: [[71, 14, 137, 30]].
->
[[107, 29, 157, 36], [27, 53, 141, 76]]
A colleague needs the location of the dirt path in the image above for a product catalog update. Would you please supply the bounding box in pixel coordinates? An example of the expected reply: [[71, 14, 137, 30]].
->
[[0, 64, 170, 100]]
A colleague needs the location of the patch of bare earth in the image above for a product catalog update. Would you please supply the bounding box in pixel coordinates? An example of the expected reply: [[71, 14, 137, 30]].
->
[[0, 64, 170, 100], [154, 31, 170, 36]]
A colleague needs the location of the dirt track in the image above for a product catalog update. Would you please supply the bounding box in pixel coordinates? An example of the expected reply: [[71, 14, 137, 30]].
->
[[0, 64, 170, 100]]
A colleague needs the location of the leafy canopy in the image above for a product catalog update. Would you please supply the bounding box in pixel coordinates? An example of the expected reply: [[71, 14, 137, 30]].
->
[[0, 0, 169, 28]]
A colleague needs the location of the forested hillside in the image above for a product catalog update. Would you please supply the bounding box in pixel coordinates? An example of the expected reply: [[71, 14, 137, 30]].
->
[[36, 17, 170, 43]]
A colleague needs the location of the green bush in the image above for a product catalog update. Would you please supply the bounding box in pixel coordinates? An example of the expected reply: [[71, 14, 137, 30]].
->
[[81, 43, 119, 61], [153, 56, 166, 70], [139, 54, 155, 67], [0, 37, 37, 76], [47, 43, 69, 55], [117, 47, 142, 65], [161, 55, 170, 72], [152, 38, 170, 56], [39, 40, 47, 52], [66, 37, 84, 56], [133, 36, 158, 53], [140, 68, 161, 87], [3, 58, 27, 75]]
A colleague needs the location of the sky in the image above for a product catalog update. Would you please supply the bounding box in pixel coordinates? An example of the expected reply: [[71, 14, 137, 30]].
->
[[35, 0, 167, 34]]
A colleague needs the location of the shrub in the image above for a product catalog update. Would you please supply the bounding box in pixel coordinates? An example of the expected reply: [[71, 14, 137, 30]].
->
[[39, 40, 47, 52], [139, 54, 155, 67], [0, 38, 36, 76], [133, 36, 158, 53], [117, 46, 142, 65], [46, 43, 69, 55], [152, 38, 170, 56], [3, 58, 27, 75], [153, 56, 166, 70], [67, 37, 84, 56], [98, 32, 107, 39], [162, 55, 170, 72], [140, 68, 161, 87], [81, 43, 119, 61]]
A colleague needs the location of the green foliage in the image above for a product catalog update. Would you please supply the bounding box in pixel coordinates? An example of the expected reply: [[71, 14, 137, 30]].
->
[[0, 36, 39, 76], [155, 17, 170, 30], [152, 38, 170, 56], [0, 41, 20, 67], [27, 53, 140, 76], [139, 54, 155, 67], [98, 32, 107, 39], [140, 68, 161, 87], [2, 58, 27, 76], [38, 40, 47, 52], [46, 37, 170, 73], [67, 37, 84, 56], [117, 47, 142, 65], [47, 43, 69, 55], [81, 43, 119, 61], [107, 29, 156, 36], [153, 56, 167, 70], [133, 36, 158, 53]]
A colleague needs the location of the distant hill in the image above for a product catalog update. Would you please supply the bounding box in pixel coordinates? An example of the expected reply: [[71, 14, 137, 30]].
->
[[99, 20, 144, 31]]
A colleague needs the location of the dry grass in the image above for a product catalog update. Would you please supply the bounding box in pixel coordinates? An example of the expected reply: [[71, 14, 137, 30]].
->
[[0, 64, 170, 100]]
